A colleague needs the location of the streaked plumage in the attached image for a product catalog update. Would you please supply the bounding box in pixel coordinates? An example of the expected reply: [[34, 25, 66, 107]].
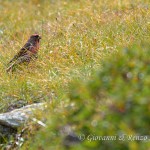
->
[[6, 34, 41, 72]]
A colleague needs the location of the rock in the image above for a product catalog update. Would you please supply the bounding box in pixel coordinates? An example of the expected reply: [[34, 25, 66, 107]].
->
[[0, 103, 47, 146], [63, 132, 81, 147], [61, 125, 81, 147], [0, 103, 46, 128]]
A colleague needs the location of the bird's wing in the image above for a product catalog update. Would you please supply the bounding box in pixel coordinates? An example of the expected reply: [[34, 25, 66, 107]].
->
[[21, 41, 32, 51], [8, 42, 32, 64], [6, 55, 31, 72]]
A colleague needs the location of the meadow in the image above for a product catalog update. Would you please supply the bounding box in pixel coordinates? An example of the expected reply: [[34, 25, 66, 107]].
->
[[0, 0, 149, 149]]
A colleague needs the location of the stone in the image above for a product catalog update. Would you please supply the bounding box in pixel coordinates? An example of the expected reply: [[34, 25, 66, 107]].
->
[[0, 103, 46, 128]]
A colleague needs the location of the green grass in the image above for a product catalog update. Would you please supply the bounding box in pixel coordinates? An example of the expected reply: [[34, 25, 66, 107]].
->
[[0, 0, 149, 149]]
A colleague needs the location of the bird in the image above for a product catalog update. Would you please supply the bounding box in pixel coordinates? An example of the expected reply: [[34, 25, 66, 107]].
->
[[6, 34, 41, 72]]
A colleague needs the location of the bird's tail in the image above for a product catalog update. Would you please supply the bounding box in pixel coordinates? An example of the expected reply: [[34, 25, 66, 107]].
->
[[7, 56, 17, 65], [6, 62, 16, 72]]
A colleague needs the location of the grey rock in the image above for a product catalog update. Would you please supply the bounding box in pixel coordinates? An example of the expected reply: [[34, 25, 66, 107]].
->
[[61, 125, 81, 147], [0, 103, 46, 128]]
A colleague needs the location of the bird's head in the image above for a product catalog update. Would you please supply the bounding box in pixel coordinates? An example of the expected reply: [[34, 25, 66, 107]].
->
[[30, 34, 41, 42]]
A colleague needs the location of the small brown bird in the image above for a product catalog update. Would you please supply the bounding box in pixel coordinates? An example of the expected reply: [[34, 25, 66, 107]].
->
[[7, 34, 41, 72]]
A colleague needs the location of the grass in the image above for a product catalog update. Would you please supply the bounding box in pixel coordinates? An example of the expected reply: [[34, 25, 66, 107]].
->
[[0, 0, 149, 149]]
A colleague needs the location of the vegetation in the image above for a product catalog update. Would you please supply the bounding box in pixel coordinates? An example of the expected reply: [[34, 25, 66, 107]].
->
[[0, 0, 149, 149]]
